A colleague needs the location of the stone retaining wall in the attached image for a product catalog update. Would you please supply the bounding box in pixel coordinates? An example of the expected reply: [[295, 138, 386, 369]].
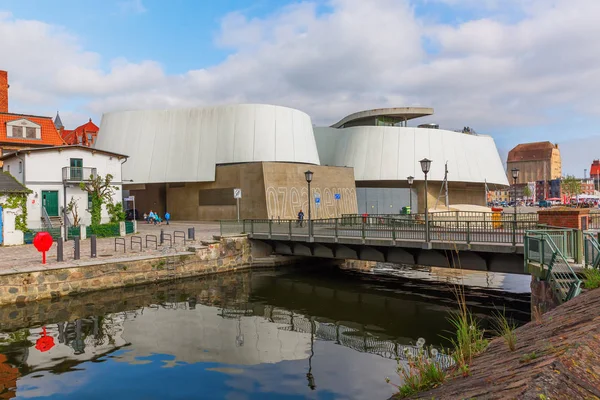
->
[[0, 271, 252, 332], [0, 236, 252, 306]]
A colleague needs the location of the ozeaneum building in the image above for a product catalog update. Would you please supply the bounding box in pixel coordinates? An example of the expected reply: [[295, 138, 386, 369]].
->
[[96, 104, 508, 220], [314, 107, 509, 213], [96, 104, 359, 220]]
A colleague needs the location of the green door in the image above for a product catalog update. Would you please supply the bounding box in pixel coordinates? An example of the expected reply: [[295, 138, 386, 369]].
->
[[42, 191, 59, 217], [70, 158, 83, 181]]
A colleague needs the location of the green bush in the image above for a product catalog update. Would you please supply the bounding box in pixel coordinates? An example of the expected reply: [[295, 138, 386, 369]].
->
[[106, 202, 126, 223], [86, 223, 121, 238], [583, 268, 600, 289]]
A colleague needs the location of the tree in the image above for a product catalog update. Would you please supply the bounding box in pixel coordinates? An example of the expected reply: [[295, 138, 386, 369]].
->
[[561, 175, 581, 204], [80, 173, 118, 226], [66, 196, 81, 227], [522, 185, 532, 200]]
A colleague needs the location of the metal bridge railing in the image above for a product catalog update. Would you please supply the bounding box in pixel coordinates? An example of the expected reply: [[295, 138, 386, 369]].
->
[[221, 213, 540, 245]]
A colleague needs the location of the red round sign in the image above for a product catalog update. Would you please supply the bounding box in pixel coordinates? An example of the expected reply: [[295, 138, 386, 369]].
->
[[33, 232, 53, 252]]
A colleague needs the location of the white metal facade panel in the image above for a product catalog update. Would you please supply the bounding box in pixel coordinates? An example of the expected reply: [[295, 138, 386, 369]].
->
[[97, 104, 319, 184], [314, 126, 509, 186]]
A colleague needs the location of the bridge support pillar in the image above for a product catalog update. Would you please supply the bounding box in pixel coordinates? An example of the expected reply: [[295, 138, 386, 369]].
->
[[530, 276, 560, 318]]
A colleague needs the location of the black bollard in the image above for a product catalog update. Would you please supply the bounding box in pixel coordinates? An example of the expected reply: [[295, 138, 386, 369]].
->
[[74, 237, 80, 260], [57, 238, 64, 262], [91, 235, 97, 258], [160, 229, 164, 245], [188, 227, 195, 241]]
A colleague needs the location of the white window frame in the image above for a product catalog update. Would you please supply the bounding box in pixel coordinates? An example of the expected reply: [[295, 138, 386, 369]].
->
[[6, 119, 42, 140]]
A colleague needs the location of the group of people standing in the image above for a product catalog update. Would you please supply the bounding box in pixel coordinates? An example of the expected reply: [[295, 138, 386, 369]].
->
[[143, 210, 171, 225]]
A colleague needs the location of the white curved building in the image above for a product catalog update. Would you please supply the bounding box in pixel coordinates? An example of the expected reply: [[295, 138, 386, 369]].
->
[[96, 104, 507, 219], [96, 104, 357, 220], [314, 108, 509, 213], [97, 104, 320, 184]]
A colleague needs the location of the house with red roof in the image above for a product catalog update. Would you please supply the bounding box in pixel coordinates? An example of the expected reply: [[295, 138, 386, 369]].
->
[[0, 70, 66, 166], [56, 114, 100, 146]]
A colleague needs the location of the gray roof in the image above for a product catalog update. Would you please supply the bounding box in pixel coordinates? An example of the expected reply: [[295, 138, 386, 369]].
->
[[54, 111, 64, 130], [0, 172, 29, 194]]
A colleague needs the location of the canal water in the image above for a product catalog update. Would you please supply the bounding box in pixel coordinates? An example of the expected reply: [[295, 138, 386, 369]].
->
[[0, 266, 530, 399]]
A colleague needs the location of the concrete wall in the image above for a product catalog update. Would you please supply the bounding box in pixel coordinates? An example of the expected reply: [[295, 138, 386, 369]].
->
[[356, 187, 417, 214], [414, 180, 487, 212], [262, 162, 357, 219], [140, 162, 359, 221], [0, 236, 252, 305]]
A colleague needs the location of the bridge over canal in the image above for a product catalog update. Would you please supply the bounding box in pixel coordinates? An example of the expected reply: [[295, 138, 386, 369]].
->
[[221, 212, 540, 275]]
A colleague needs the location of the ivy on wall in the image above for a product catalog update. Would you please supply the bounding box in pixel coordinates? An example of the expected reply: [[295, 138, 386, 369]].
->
[[0, 193, 29, 232]]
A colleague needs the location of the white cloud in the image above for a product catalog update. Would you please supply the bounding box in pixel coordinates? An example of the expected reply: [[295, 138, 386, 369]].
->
[[1, 0, 600, 174], [118, 0, 147, 14]]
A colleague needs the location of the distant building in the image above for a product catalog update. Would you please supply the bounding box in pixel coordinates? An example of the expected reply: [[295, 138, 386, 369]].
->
[[0, 70, 66, 167], [590, 160, 600, 191], [507, 141, 561, 185], [580, 178, 595, 195], [56, 114, 100, 147]]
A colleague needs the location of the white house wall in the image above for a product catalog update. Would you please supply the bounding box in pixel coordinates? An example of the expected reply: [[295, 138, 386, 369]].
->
[[314, 126, 509, 186], [96, 104, 321, 184], [1, 195, 24, 245], [3, 148, 124, 230]]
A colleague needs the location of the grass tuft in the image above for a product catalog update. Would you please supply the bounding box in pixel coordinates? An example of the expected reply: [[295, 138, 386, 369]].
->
[[386, 345, 447, 398], [583, 268, 600, 289], [491, 307, 517, 351]]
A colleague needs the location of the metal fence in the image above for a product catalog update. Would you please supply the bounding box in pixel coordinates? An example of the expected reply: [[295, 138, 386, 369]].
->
[[222, 212, 540, 245]]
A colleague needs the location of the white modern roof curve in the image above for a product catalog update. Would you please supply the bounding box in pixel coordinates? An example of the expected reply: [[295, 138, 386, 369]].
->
[[314, 126, 509, 186], [96, 104, 320, 184]]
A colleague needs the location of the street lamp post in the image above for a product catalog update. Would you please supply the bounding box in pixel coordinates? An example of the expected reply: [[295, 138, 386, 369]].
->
[[420, 159, 432, 243], [305, 170, 313, 240], [511, 168, 519, 245], [407, 176, 414, 215]]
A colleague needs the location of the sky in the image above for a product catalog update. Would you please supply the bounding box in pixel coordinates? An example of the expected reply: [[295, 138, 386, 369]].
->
[[0, 0, 599, 176]]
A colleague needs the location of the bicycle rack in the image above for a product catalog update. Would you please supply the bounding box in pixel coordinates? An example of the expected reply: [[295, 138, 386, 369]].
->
[[162, 233, 172, 248], [131, 236, 142, 251], [174, 231, 186, 244], [146, 234, 158, 249], [115, 237, 126, 253]]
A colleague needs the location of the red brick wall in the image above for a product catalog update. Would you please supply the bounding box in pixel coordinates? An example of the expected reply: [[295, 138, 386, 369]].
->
[[0, 70, 7, 113], [538, 208, 590, 229]]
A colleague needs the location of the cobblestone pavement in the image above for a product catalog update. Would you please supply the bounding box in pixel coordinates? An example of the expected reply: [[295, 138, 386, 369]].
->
[[0, 221, 222, 273]]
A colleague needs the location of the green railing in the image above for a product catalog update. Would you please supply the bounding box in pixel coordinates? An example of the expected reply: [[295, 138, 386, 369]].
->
[[125, 221, 135, 234], [525, 229, 582, 303], [220, 215, 539, 245], [24, 228, 62, 244], [584, 231, 600, 269]]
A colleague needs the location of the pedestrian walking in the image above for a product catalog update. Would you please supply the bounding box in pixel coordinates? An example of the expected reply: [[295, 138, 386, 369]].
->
[[165, 212, 171, 225]]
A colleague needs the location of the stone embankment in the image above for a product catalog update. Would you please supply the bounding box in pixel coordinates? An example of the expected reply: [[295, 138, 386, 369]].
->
[[0, 235, 290, 306], [408, 287, 600, 399]]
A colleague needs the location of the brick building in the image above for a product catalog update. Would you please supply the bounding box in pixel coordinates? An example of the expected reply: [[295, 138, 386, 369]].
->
[[55, 114, 100, 146], [507, 141, 562, 185], [0, 70, 65, 166]]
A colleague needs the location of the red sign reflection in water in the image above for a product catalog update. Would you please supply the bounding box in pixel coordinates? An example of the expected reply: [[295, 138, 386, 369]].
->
[[35, 327, 55, 352]]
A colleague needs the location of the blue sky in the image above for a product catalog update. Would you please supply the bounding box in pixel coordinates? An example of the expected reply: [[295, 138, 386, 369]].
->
[[0, 0, 599, 175]]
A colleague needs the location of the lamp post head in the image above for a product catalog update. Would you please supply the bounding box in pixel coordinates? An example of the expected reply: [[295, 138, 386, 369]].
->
[[419, 158, 432, 175], [511, 167, 519, 181], [407, 176, 414, 185], [304, 170, 313, 183]]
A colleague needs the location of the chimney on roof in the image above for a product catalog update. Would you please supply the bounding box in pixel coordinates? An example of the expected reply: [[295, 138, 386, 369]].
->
[[0, 70, 8, 113]]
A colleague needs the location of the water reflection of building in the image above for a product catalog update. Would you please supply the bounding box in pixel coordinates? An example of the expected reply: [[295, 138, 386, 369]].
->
[[117, 304, 312, 366], [0, 354, 19, 399]]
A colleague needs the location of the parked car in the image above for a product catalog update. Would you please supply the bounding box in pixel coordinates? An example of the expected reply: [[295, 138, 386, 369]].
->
[[538, 200, 551, 208], [126, 209, 140, 220]]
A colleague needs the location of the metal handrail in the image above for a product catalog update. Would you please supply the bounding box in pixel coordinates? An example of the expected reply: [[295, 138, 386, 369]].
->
[[583, 231, 600, 269], [62, 167, 98, 182], [41, 206, 53, 229], [526, 231, 582, 302]]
